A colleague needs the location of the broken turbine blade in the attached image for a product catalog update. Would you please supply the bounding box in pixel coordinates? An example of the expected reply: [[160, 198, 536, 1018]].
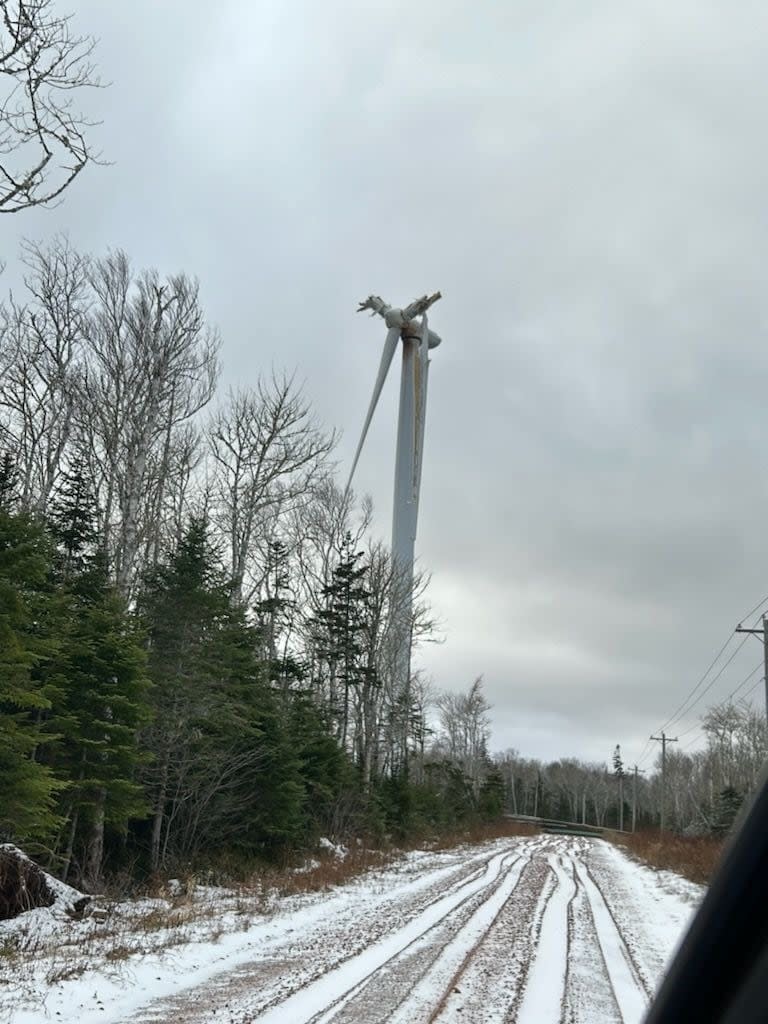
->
[[345, 325, 401, 494]]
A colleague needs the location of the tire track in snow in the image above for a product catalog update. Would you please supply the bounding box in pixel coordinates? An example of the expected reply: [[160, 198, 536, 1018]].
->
[[122, 843, 518, 1024], [570, 857, 651, 1023], [514, 847, 577, 1024], [563, 855, 622, 1024], [384, 849, 535, 1024], [316, 851, 540, 1024], [252, 841, 540, 1024], [314, 837, 552, 1024], [419, 849, 556, 1024], [117, 835, 672, 1024], [581, 839, 691, 995]]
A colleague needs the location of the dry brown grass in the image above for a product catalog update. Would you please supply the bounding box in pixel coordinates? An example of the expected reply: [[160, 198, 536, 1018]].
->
[[610, 829, 725, 885], [222, 819, 541, 899], [401, 818, 539, 853], [262, 845, 396, 897]]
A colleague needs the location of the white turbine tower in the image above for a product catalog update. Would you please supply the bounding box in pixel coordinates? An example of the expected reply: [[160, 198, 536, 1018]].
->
[[346, 291, 442, 762]]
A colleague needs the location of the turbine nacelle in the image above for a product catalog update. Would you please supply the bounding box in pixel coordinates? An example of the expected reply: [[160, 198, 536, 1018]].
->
[[346, 292, 442, 498], [357, 293, 442, 348]]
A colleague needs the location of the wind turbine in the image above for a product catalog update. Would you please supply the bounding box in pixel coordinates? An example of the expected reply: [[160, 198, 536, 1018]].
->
[[346, 291, 442, 753]]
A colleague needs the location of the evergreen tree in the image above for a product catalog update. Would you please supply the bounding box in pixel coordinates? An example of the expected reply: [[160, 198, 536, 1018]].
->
[[712, 786, 743, 836], [47, 457, 99, 579], [0, 506, 62, 842], [254, 539, 305, 693], [138, 518, 306, 867], [613, 744, 626, 831], [43, 468, 151, 887], [313, 535, 371, 748], [288, 690, 359, 839], [420, 761, 474, 828], [479, 761, 505, 819], [0, 452, 19, 510]]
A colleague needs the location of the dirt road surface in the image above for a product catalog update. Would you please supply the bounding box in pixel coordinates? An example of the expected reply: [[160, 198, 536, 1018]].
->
[[101, 835, 698, 1024]]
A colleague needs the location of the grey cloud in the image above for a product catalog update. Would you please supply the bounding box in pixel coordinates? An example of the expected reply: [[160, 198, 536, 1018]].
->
[[6, 0, 768, 768]]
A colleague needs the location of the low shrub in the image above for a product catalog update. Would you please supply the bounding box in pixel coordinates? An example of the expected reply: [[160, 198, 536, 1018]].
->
[[611, 829, 725, 885]]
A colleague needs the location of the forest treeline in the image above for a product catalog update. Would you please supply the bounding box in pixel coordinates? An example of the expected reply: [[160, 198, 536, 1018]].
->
[[0, 240, 763, 893], [497, 696, 765, 838], [0, 239, 509, 891]]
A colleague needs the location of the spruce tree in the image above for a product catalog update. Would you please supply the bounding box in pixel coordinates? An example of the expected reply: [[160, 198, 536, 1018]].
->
[[288, 690, 358, 840], [479, 761, 506, 819], [47, 457, 98, 579], [0, 506, 62, 842], [254, 539, 304, 692], [613, 744, 626, 831], [44, 467, 151, 887], [0, 452, 19, 509], [713, 786, 743, 835], [139, 518, 306, 867], [313, 535, 371, 748]]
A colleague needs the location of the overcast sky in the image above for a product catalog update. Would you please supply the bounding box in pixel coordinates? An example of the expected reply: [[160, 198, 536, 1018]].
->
[[6, 0, 768, 769]]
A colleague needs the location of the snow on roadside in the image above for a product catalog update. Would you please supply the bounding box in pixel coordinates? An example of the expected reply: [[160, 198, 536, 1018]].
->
[[586, 838, 704, 994], [0, 837, 707, 1024], [0, 840, 510, 1024], [318, 837, 348, 859]]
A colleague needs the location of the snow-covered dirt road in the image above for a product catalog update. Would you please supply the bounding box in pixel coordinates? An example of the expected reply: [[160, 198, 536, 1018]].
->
[[3, 835, 701, 1024]]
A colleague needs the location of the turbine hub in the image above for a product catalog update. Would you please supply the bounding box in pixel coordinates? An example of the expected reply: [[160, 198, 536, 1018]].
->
[[358, 292, 442, 348]]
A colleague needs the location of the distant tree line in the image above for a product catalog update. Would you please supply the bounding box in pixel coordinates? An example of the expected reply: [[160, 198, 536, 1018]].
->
[[497, 700, 765, 837]]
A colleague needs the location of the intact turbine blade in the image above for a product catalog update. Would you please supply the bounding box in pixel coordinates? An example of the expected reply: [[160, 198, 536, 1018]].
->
[[345, 326, 400, 494]]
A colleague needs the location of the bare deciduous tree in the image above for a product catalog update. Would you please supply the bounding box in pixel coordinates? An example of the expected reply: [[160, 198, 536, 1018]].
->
[[82, 253, 219, 594], [0, 236, 89, 507], [0, 0, 102, 213], [208, 377, 336, 605], [435, 676, 492, 795]]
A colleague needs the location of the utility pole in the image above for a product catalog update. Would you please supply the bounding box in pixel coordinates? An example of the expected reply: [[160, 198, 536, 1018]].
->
[[650, 732, 678, 833], [630, 765, 646, 833], [735, 614, 768, 724]]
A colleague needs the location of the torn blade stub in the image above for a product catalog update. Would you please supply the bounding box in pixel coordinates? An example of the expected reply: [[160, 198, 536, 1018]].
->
[[357, 293, 442, 348]]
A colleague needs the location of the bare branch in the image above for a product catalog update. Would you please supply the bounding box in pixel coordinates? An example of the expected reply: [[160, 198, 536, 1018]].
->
[[0, 1, 103, 213]]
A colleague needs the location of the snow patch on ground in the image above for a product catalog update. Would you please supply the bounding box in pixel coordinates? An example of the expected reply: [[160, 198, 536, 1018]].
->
[[318, 837, 348, 859], [0, 842, 493, 1023], [0, 837, 705, 1024]]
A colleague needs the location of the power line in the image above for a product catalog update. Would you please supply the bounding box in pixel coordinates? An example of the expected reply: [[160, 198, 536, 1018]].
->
[[662, 635, 750, 731], [635, 737, 653, 768], [675, 662, 763, 741], [677, 720, 700, 740], [639, 594, 768, 772], [655, 633, 738, 734], [650, 733, 678, 831], [675, 671, 765, 753], [724, 663, 763, 704], [737, 592, 768, 624], [742, 678, 764, 702], [734, 615, 768, 725], [682, 732, 704, 752], [655, 594, 768, 734]]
